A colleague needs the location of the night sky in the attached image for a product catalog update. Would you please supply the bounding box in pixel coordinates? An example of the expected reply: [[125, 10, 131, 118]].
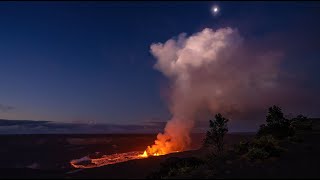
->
[[0, 2, 320, 133]]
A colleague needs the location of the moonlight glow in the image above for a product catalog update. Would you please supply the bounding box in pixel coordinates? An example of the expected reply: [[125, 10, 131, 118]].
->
[[211, 5, 219, 16]]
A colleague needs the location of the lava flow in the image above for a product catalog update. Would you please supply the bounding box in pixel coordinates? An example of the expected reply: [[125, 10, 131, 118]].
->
[[70, 150, 171, 169], [70, 151, 147, 169]]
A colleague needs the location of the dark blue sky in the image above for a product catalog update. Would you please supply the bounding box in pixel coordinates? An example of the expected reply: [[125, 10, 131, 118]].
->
[[0, 2, 319, 131]]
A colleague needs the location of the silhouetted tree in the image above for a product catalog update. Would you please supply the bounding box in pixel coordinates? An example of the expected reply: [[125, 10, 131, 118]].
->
[[257, 105, 294, 138], [266, 105, 288, 127], [203, 113, 229, 156]]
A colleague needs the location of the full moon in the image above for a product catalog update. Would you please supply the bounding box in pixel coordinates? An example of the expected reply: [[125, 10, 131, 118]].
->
[[211, 5, 219, 16]]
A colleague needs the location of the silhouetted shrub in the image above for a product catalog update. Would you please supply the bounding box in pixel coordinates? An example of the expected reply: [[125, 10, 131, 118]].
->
[[288, 135, 304, 143], [246, 147, 269, 160], [252, 135, 278, 149], [162, 157, 203, 170], [257, 124, 295, 139], [147, 157, 204, 179], [203, 113, 229, 156], [290, 114, 312, 131], [167, 166, 194, 178], [251, 135, 284, 157], [234, 140, 250, 155], [244, 135, 285, 160]]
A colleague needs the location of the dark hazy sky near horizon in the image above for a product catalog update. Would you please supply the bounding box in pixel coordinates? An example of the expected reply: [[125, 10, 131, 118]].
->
[[0, 1, 320, 133]]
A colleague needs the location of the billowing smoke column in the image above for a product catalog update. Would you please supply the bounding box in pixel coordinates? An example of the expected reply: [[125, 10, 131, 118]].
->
[[146, 27, 285, 155]]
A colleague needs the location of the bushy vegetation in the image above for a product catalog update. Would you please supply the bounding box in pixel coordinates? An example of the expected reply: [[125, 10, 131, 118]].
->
[[251, 135, 278, 151], [233, 140, 250, 155], [288, 135, 304, 143], [291, 114, 312, 131], [251, 135, 285, 157], [234, 135, 285, 160], [147, 157, 204, 179], [245, 147, 269, 160], [203, 113, 229, 156]]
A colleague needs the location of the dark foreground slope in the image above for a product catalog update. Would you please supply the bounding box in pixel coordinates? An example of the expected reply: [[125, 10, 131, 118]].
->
[[217, 132, 320, 178], [67, 121, 320, 179], [1, 122, 319, 179], [0, 133, 249, 179], [65, 134, 252, 179]]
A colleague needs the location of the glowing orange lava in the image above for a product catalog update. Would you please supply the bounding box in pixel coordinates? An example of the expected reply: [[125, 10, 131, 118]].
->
[[70, 138, 182, 169], [138, 150, 163, 158], [139, 150, 148, 158]]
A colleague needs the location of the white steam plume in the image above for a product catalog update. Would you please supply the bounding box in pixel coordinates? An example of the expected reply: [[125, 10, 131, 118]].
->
[[147, 27, 285, 154]]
